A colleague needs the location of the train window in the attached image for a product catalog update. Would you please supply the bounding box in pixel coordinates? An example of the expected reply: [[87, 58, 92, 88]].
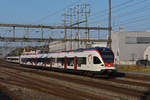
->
[[21, 58, 24, 62], [41, 58, 43, 62], [38, 58, 44, 62], [78, 57, 86, 67], [57, 58, 64, 65], [11, 58, 18, 60], [93, 57, 102, 64], [45, 58, 50, 64], [37, 58, 41, 62], [22, 58, 26, 63], [25, 58, 28, 63], [68, 58, 74, 66], [32, 58, 36, 63], [51, 58, 56, 64], [33, 58, 36, 63], [28, 58, 32, 63]]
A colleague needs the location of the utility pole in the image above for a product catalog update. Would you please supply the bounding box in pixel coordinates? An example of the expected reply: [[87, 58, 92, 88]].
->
[[64, 12, 67, 50], [41, 27, 44, 39], [77, 4, 80, 49], [62, 3, 91, 50], [24, 28, 29, 38], [85, 3, 90, 40], [98, 25, 100, 39], [84, 3, 90, 47], [13, 26, 15, 39], [24, 28, 26, 38], [107, 0, 112, 49], [70, 8, 73, 50], [0, 2, 111, 49]]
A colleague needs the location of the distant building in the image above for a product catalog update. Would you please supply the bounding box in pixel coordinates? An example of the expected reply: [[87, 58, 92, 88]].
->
[[49, 41, 86, 52], [48, 40, 107, 52], [111, 31, 150, 65]]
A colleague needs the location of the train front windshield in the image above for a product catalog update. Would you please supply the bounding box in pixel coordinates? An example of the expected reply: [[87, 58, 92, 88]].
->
[[96, 48, 114, 63]]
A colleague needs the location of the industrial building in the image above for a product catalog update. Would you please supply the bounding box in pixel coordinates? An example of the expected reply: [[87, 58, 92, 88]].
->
[[111, 31, 150, 65]]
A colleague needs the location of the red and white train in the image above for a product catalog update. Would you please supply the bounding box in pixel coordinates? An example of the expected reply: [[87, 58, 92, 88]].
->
[[6, 56, 20, 63], [7, 47, 116, 75]]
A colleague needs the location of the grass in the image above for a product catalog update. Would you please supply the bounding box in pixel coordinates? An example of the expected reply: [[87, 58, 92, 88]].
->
[[117, 65, 150, 72]]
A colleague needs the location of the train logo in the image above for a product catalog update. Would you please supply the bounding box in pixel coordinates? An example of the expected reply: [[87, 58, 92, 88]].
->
[[88, 54, 92, 64]]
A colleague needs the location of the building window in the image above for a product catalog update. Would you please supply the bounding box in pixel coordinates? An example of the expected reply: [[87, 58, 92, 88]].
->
[[126, 37, 150, 44], [137, 37, 150, 44], [125, 37, 137, 44]]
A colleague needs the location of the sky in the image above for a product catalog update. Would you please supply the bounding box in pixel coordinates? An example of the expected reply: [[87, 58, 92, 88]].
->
[[0, 0, 150, 42], [0, 0, 150, 31], [0, 0, 107, 25], [1, 0, 150, 54]]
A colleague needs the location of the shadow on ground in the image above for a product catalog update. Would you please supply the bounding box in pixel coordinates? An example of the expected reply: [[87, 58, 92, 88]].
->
[[0, 90, 12, 100], [140, 89, 150, 100]]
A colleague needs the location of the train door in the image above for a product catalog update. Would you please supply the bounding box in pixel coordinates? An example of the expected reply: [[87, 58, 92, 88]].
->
[[87, 54, 93, 68], [31, 58, 34, 66], [50, 57, 52, 68], [19, 56, 20, 64], [44, 57, 47, 68], [74, 56, 78, 70], [35, 57, 38, 66], [64, 56, 67, 69]]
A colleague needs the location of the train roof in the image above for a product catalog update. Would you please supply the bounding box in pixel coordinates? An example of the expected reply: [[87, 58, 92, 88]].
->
[[21, 47, 112, 56], [74, 47, 111, 52], [7, 56, 19, 58]]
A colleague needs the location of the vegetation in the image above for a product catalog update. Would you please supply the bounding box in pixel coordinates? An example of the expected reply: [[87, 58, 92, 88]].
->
[[117, 65, 150, 72]]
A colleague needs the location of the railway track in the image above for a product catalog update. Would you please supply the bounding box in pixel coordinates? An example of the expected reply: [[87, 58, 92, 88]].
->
[[0, 84, 20, 100], [0, 59, 150, 100]]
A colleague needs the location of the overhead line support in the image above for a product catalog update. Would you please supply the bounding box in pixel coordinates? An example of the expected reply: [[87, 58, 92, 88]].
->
[[0, 24, 109, 30]]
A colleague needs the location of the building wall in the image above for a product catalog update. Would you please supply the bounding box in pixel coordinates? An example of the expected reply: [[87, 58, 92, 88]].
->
[[49, 41, 107, 52], [144, 46, 150, 60], [112, 32, 150, 63], [49, 41, 87, 52]]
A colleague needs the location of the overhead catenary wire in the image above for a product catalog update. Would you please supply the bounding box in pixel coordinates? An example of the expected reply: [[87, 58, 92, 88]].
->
[[114, 15, 150, 27], [88, 0, 148, 25], [77, 0, 134, 24], [31, 0, 82, 24], [89, 0, 134, 19], [112, 5, 150, 21], [113, 21, 150, 31]]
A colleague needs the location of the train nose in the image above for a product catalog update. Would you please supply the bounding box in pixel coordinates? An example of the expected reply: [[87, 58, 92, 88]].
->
[[104, 63, 114, 67]]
